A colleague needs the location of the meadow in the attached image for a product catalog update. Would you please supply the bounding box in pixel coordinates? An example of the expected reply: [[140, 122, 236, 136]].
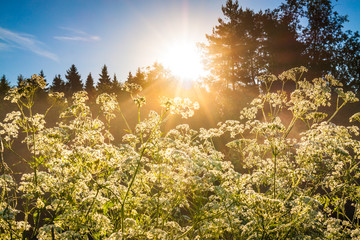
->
[[1, 67, 360, 239]]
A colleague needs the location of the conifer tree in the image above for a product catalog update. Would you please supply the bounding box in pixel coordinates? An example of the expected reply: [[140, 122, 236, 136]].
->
[[128, 67, 146, 87], [0, 75, 10, 96], [112, 73, 121, 92], [135, 67, 146, 87], [146, 62, 172, 87], [85, 73, 96, 97], [51, 74, 65, 93], [126, 72, 134, 83], [17, 74, 26, 87], [0, 75, 11, 112], [97, 65, 112, 93], [262, 10, 305, 75], [65, 64, 83, 96], [36, 70, 49, 98], [38, 70, 48, 90], [204, 1, 266, 89], [39, 70, 46, 81]]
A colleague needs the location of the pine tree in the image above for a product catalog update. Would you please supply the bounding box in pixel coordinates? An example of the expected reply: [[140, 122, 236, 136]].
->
[[204, 0, 266, 90], [146, 62, 171, 86], [262, 9, 305, 75], [51, 74, 65, 92], [17, 74, 26, 87], [65, 64, 83, 96], [97, 65, 112, 93], [134, 67, 146, 87], [39, 70, 48, 90], [85, 73, 96, 97], [0, 75, 10, 96], [0, 75, 11, 112], [112, 73, 121, 92], [126, 72, 134, 83], [127, 67, 146, 87]]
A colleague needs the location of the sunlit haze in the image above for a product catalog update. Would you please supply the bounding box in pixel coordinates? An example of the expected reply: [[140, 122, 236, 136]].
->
[[161, 41, 206, 81]]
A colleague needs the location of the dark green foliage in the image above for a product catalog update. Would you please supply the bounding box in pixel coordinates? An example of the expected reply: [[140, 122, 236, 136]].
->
[[204, 0, 360, 93], [65, 64, 83, 96], [38, 70, 48, 90], [262, 9, 305, 75], [97, 64, 112, 93], [0, 75, 12, 113], [51, 74, 66, 93], [135, 67, 146, 87], [279, 0, 360, 94], [112, 73, 121, 92], [127, 71, 134, 83], [85, 73, 96, 98], [17, 74, 26, 87], [205, 0, 257, 89], [280, 0, 347, 76], [336, 31, 360, 93], [127, 67, 146, 87], [204, 0, 302, 89], [0, 75, 10, 96], [39, 70, 45, 77]]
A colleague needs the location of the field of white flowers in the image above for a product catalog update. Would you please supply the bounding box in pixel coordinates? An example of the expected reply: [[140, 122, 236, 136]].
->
[[1, 67, 360, 239]]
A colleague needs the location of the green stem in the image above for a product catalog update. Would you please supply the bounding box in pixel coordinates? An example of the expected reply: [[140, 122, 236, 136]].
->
[[327, 100, 347, 123], [283, 116, 298, 139], [138, 107, 143, 144], [117, 106, 132, 134], [273, 153, 277, 199], [120, 110, 168, 233]]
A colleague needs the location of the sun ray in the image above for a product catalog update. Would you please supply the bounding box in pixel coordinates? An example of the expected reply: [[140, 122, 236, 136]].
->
[[160, 41, 205, 82]]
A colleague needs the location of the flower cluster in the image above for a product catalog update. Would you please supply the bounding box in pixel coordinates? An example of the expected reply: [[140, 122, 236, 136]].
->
[[0, 68, 360, 239], [0, 111, 21, 142], [4, 74, 46, 104], [121, 82, 142, 93], [96, 93, 119, 121], [161, 97, 200, 119], [133, 96, 146, 108]]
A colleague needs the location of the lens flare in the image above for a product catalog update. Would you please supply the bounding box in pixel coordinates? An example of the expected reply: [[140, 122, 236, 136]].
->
[[161, 41, 205, 82]]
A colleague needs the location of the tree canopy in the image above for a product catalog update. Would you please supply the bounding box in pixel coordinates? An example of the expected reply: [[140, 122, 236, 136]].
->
[[203, 0, 360, 94]]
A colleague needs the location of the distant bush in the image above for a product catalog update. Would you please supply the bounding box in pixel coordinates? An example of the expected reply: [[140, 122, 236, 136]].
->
[[1, 68, 360, 239]]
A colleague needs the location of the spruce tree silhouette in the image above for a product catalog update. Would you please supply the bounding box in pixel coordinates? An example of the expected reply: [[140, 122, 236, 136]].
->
[[97, 64, 112, 93], [85, 73, 96, 98], [51, 74, 65, 93], [65, 64, 83, 97]]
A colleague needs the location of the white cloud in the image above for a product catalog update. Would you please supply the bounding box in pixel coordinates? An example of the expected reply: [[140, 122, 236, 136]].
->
[[0, 41, 9, 50], [0, 26, 58, 61], [54, 27, 100, 42]]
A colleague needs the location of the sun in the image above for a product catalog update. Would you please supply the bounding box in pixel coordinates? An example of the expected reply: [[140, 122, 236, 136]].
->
[[161, 41, 206, 81]]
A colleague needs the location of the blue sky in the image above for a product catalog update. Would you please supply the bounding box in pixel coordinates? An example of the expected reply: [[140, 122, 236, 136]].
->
[[1, 0, 359, 86]]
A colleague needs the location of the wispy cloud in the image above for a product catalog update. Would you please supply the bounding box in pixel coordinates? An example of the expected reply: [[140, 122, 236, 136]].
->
[[0, 41, 8, 50], [0, 26, 58, 61], [54, 27, 100, 42]]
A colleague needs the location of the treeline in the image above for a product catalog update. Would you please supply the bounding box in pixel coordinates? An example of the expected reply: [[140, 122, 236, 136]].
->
[[0, 62, 174, 101], [0, 61, 232, 136], [203, 0, 360, 94]]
